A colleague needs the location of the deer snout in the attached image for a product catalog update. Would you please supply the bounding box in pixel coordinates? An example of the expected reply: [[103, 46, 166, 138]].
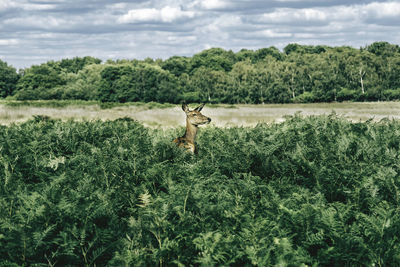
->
[[207, 117, 211, 123]]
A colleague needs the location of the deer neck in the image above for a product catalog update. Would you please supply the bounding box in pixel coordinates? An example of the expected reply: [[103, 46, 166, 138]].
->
[[184, 119, 198, 144]]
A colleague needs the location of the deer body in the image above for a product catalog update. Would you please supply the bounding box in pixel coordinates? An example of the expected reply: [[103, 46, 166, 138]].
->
[[173, 103, 211, 153]]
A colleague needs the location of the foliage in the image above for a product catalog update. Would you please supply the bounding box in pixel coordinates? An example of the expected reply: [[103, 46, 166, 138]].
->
[[15, 64, 67, 100], [337, 88, 360, 101], [1, 114, 400, 265], [98, 64, 180, 103], [0, 60, 19, 98], [0, 99, 176, 110], [1, 42, 399, 103], [58, 57, 102, 74]]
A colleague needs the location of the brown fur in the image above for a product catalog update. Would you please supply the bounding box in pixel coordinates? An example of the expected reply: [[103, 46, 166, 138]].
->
[[173, 103, 211, 153]]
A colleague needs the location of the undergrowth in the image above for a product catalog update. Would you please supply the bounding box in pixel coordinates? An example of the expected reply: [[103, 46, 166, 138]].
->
[[0, 100, 175, 110], [1, 114, 400, 266]]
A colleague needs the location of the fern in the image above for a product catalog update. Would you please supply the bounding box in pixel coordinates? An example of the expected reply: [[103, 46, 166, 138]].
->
[[1, 115, 400, 265]]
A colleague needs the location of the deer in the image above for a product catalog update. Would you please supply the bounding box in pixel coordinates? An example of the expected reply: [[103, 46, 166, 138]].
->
[[173, 103, 211, 153]]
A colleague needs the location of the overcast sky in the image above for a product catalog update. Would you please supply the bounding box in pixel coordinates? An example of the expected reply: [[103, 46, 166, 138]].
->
[[1, 0, 400, 69]]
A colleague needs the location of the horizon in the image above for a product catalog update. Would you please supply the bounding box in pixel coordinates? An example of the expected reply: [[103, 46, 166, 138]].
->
[[2, 41, 396, 70]]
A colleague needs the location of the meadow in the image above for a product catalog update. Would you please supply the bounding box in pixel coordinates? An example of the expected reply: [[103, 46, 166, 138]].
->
[[1, 106, 400, 265], [1, 100, 400, 127]]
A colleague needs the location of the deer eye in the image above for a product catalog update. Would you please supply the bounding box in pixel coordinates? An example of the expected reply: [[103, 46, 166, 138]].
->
[[193, 114, 197, 116]]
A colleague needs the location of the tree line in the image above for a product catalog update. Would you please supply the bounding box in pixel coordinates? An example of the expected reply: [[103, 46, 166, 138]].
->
[[1, 41, 400, 104]]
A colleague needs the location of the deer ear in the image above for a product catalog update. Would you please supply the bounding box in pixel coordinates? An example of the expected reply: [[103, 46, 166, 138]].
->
[[194, 103, 205, 112], [182, 103, 189, 113]]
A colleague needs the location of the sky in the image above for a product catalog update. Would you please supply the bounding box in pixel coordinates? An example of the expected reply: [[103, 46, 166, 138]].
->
[[1, 0, 400, 69]]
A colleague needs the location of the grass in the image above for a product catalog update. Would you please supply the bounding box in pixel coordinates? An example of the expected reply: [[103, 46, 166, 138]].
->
[[1, 99, 99, 108], [0, 99, 175, 109], [1, 100, 400, 127]]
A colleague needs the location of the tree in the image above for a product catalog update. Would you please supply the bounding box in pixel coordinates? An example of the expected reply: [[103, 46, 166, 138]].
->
[[98, 64, 136, 102], [160, 56, 191, 76], [338, 49, 381, 100], [254, 47, 284, 61], [366, 42, 400, 57], [230, 60, 273, 104], [305, 53, 340, 102], [190, 48, 236, 72], [189, 66, 229, 103], [59, 63, 106, 100], [0, 60, 20, 97], [58, 56, 102, 73], [138, 64, 179, 103], [236, 49, 255, 62], [15, 64, 66, 100], [284, 43, 304, 55], [2, 42, 400, 103], [282, 61, 300, 100], [98, 63, 180, 103]]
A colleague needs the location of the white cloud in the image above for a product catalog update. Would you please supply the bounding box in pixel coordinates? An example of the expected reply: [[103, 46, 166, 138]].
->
[[257, 2, 400, 25], [201, 14, 242, 31], [4, 16, 67, 30], [22, 3, 55, 11], [6, 1, 55, 11], [118, 8, 158, 23], [118, 6, 195, 23], [166, 35, 197, 43], [161, 6, 195, 22], [259, 7, 332, 24], [193, 14, 243, 43], [275, 0, 315, 1], [329, 5, 358, 21], [197, 0, 231, 10], [259, 29, 292, 38], [0, 39, 19, 45], [363, 1, 400, 19], [0, 0, 15, 11], [106, 3, 129, 10]]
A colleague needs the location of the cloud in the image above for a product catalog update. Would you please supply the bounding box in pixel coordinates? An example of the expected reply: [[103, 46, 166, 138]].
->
[[0, 0, 56, 12], [362, 1, 400, 24], [1, 0, 400, 69], [0, 0, 14, 11], [253, 2, 400, 26], [196, 0, 232, 10], [4, 16, 66, 30], [118, 6, 196, 24], [366, 1, 400, 18], [259, 8, 329, 24], [258, 30, 292, 38], [0, 39, 19, 45]]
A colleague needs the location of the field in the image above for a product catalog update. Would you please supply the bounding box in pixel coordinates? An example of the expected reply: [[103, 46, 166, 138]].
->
[[1, 100, 400, 126], [1, 103, 400, 266]]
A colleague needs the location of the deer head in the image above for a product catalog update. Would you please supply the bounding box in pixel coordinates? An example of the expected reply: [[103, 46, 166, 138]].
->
[[182, 103, 211, 126], [173, 103, 211, 153]]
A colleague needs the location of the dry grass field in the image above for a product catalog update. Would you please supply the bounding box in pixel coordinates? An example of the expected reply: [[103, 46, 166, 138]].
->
[[1, 101, 400, 127]]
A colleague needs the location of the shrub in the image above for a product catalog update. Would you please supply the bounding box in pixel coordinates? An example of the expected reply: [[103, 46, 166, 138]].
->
[[337, 88, 360, 101], [294, 92, 315, 103], [382, 89, 400, 100], [1, 115, 400, 265]]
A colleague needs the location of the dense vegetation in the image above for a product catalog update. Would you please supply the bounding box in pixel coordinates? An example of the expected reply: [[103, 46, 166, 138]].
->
[[1, 41, 400, 104], [1, 114, 400, 266]]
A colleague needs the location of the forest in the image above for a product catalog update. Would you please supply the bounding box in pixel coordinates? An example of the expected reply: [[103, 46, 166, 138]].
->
[[1, 114, 400, 266], [1, 41, 400, 104]]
